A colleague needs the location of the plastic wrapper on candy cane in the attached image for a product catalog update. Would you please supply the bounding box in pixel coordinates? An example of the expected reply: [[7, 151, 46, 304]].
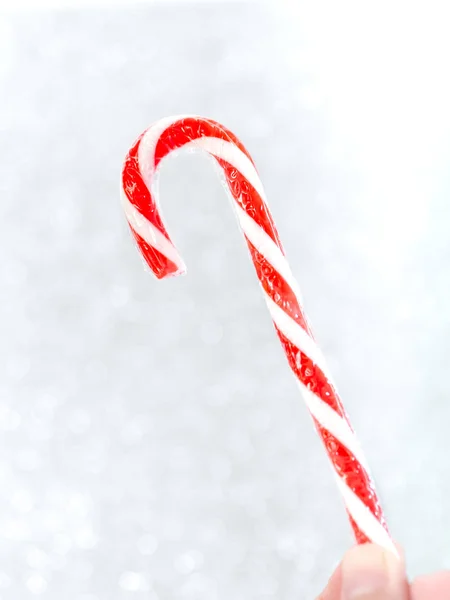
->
[[121, 115, 395, 552]]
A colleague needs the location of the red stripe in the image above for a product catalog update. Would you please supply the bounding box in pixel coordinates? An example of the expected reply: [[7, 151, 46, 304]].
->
[[349, 516, 371, 544], [246, 239, 309, 332], [215, 157, 284, 249], [313, 420, 386, 524], [276, 328, 344, 415], [130, 227, 179, 279], [153, 117, 254, 169], [122, 135, 171, 239], [205, 118, 256, 164]]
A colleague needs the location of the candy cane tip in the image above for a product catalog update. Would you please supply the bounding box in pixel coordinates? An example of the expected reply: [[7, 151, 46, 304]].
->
[[143, 255, 186, 280], [160, 265, 187, 280]]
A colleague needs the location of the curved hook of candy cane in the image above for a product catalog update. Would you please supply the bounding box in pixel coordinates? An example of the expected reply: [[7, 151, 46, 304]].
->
[[121, 115, 396, 554]]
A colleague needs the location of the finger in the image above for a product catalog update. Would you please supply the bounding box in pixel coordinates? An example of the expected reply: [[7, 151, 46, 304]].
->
[[319, 543, 409, 600], [340, 544, 409, 599], [317, 561, 342, 599], [411, 571, 450, 599]]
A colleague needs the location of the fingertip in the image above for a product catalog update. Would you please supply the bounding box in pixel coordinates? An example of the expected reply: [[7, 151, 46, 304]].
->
[[343, 543, 409, 599], [318, 543, 407, 600], [317, 562, 342, 600]]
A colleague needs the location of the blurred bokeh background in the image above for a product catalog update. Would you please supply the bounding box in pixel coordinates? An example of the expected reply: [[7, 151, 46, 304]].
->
[[1, 0, 450, 598]]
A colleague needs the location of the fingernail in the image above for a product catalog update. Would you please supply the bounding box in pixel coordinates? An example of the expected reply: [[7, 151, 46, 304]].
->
[[341, 544, 404, 599]]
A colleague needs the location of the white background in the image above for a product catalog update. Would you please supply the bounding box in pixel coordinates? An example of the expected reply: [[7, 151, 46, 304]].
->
[[1, 1, 450, 598]]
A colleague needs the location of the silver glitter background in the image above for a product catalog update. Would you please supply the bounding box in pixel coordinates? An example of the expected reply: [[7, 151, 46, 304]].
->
[[1, 1, 450, 598]]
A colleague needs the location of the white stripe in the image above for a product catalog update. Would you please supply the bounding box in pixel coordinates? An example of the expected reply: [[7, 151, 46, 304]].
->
[[121, 190, 184, 270], [265, 296, 327, 374], [234, 203, 303, 301], [186, 137, 267, 202], [334, 476, 398, 555], [298, 382, 369, 472]]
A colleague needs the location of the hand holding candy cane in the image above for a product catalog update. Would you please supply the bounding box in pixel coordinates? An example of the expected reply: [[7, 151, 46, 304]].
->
[[320, 543, 450, 599], [121, 115, 395, 552]]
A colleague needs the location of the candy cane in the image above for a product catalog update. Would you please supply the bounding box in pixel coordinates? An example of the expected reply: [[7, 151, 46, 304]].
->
[[121, 115, 394, 552]]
